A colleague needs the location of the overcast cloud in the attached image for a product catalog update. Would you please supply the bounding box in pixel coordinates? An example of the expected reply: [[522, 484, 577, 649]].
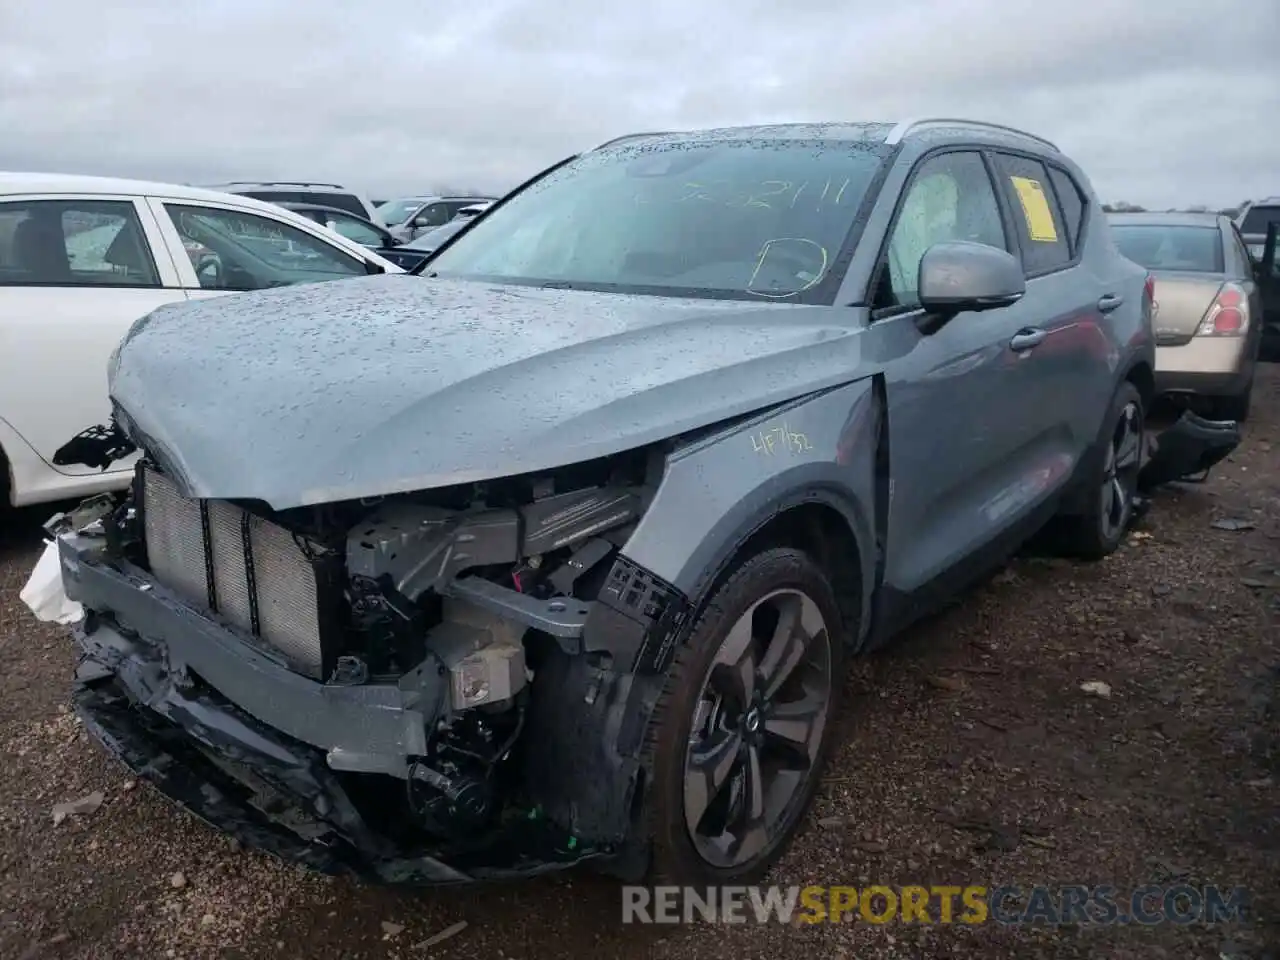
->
[[1, 0, 1276, 209]]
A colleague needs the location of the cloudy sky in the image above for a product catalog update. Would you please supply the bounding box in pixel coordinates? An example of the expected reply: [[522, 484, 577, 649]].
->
[[1, 0, 1276, 210]]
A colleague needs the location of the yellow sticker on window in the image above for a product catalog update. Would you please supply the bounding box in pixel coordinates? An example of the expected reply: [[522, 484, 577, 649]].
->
[[1009, 176, 1059, 243]]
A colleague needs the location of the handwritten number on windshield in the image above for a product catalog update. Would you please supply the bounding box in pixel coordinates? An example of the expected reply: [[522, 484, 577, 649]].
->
[[676, 179, 853, 210], [745, 181, 792, 208], [677, 182, 719, 203], [747, 238, 829, 299]]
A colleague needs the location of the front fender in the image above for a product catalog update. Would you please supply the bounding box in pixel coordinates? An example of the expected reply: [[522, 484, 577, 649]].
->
[[518, 377, 884, 855], [621, 376, 881, 638]]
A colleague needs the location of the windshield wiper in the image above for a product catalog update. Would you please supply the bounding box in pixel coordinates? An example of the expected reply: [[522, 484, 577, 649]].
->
[[540, 280, 574, 290]]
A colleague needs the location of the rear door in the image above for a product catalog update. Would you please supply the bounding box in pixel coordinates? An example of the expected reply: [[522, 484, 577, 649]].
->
[[990, 151, 1115, 459], [0, 194, 185, 475]]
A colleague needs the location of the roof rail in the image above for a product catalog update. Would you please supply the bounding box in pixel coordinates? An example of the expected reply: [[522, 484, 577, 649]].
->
[[225, 180, 346, 189], [884, 118, 1058, 151], [592, 131, 676, 150]]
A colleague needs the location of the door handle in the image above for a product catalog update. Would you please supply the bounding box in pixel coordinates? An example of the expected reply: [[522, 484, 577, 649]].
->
[[1097, 293, 1125, 313], [1009, 328, 1047, 352]]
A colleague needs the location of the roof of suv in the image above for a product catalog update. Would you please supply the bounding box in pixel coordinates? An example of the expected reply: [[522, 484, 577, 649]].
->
[[202, 180, 351, 190], [592, 118, 1060, 154], [403, 195, 496, 204], [276, 200, 384, 222], [0, 171, 282, 203]]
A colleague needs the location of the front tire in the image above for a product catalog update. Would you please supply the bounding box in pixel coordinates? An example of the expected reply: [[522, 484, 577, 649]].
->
[[1057, 381, 1145, 560], [641, 547, 847, 884]]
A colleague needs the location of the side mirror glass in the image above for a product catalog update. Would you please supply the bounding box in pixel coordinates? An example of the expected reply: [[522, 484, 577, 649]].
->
[[918, 241, 1026, 321]]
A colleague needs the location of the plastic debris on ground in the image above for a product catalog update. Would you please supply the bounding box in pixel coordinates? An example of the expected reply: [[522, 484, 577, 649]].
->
[[20, 539, 83, 625]]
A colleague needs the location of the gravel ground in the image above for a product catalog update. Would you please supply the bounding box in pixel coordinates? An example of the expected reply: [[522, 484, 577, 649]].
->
[[2, 370, 1278, 960]]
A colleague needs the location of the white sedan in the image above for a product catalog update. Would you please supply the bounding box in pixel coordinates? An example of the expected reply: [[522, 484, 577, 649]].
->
[[0, 172, 401, 509]]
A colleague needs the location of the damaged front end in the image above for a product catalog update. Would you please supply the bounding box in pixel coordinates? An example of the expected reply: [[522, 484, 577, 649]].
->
[[51, 446, 689, 884]]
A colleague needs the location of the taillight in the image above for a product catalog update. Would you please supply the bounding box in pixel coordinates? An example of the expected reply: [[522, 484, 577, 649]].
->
[[1144, 273, 1155, 304], [1195, 282, 1249, 337]]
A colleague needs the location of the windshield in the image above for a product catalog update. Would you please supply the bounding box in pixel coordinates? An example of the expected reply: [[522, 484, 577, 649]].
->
[[426, 138, 888, 302], [1112, 224, 1224, 273], [377, 199, 427, 226], [1240, 205, 1280, 236]]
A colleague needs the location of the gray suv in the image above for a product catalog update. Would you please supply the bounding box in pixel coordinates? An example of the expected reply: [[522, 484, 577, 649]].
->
[[378, 195, 497, 242], [48, 118, 1153, 886]]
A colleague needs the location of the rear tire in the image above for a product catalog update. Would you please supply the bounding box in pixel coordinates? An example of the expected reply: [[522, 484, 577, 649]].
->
[[641, 547, 847, 884], [1056, 381, 1145, 560]]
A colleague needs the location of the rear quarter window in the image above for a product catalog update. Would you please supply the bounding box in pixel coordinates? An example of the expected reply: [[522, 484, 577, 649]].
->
[[1046, 167, 1086, 254]]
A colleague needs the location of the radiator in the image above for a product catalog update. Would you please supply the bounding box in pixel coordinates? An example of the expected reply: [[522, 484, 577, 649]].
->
[[140, 465, 325, 678]]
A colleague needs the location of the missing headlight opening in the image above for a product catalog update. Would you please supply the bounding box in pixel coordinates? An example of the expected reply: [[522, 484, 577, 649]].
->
[[60, 443, 678, 882]]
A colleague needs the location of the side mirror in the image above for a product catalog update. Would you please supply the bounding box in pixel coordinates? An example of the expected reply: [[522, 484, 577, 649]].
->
[[918, 241, 1026, 323], [196, 257, 222, 287]]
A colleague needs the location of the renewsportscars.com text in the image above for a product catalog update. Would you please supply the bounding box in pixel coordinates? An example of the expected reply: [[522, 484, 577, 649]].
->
[[621, 884, 1248, 925]]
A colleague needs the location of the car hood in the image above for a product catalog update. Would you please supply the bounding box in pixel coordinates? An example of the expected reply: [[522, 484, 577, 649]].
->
[[106, 274, 867, 508]]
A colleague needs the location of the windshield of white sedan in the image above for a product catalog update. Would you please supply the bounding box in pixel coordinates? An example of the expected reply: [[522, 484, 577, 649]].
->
[[426, 139, 886, 302], [1112, 224, 1224, 274]]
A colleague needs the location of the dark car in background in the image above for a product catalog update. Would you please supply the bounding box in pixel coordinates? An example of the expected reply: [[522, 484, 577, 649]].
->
[[379, 195, 496, 242], [275, 201, 401, 250], [1237, 196, 1280, 255], [389, 202, 495, 270], [1237, 199, 1280, 359], [204, 181, 381, 224], [276, 202, 445, 272]]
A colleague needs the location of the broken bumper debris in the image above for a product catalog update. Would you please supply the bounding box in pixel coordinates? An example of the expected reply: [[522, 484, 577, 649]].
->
[[1138, 411, 1242, 490], [59, 532, 602, 884]]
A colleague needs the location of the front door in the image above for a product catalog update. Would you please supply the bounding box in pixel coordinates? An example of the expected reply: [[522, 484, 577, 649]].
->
[[865, 149, 1054, 603]]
